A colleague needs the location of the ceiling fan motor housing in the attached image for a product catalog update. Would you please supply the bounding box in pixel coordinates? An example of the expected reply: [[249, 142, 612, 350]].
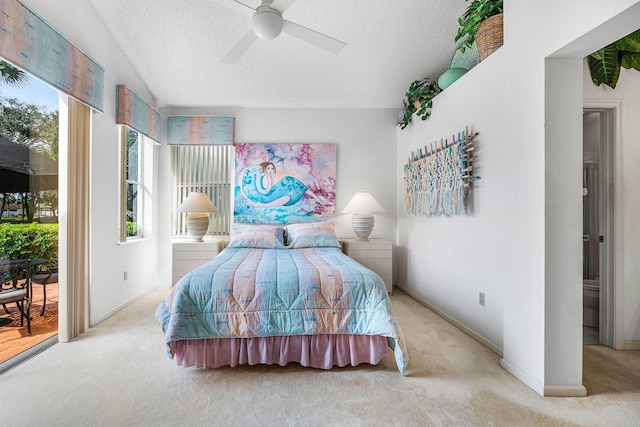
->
[[220, 0, 346, 63], [252, 7, 283, 40]]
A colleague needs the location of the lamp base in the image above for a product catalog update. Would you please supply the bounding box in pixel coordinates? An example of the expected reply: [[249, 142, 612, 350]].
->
[[351, 212, 374, 242], [185, 213, 210, 241]]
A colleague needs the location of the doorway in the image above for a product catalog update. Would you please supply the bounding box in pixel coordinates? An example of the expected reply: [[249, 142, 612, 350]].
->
[[582, 106, 617, 349]]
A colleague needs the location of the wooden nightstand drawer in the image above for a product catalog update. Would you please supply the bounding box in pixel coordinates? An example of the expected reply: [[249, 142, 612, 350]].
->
[[342, 248, 392, 259], [172, 238, 226, 285], [356, 259, 392, 287], [173, 251, 219, 260], [341, 238, 393, 294]]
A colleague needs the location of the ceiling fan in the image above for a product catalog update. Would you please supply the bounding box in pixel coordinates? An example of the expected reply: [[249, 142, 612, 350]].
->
[[216, 0, 347, 63]]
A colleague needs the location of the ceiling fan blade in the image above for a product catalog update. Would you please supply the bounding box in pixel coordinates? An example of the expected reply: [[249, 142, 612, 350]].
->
[[222, 30, 257, 64], [282, 20, 346, 54], [213, 0, 255, 16], [270, 0, 297, 13]]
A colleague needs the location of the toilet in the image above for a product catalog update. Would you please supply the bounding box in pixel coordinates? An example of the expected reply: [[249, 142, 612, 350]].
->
[[583, 278, 599, 328]]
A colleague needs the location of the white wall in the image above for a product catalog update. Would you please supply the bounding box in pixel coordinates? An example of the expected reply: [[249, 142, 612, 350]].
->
[[395, 0, 640, 395], [394, 55, 507, 349], [584, 65, 640, 346], [22, 0, 160, 323], [157, 107, 399, 287]]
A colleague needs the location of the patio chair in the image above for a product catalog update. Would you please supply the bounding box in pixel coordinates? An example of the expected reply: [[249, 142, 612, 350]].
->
[[31, 260, 58, 317], [1, 268, 10, 314], [0, 259, 32, 335]]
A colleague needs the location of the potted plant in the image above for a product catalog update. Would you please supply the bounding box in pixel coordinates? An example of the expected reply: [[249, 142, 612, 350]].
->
[[398, 78, 441, 129], [455, 0, 504, 60], [588, 29, 640, 89]]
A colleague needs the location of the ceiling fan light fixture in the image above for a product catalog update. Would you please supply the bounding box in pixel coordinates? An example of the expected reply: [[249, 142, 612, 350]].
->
[[251, 8, 283, 40]]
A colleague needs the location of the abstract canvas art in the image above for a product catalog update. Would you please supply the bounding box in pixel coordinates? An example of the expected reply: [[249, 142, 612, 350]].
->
[[234, 143, 336, 224]]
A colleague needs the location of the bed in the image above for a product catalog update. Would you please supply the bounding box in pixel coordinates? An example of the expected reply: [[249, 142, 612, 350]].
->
[[156, 222, 408, 374]]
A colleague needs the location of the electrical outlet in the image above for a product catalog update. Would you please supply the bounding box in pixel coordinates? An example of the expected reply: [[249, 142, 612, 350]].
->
[[123, 271, 128, 281], [479, 292, 485, 307]]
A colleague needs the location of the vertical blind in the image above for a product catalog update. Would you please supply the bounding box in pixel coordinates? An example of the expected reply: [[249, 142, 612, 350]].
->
[[61, 97, 91, 340], [171, 145, 233, 236]]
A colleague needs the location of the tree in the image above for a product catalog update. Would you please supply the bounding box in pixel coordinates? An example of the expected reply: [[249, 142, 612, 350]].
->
[[0, 193, 18, 219], [0, 60, 28, 88], [0, 97, 58, 155], [0, 61, 58, 222], [0, 60, 57, 158], [38, 110, 59, 160]]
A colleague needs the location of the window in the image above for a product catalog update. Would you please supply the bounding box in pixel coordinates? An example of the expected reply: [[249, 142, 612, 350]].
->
[[120, 127, 144, 240], [0, 61, 61, 365], [171, 145, 233, 236]]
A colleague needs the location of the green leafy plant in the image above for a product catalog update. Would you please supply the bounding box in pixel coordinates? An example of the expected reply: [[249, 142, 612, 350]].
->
[[0, 223, 58, 260], [588, 29, 640, 89], [455, 0, 504, 53], [398, 78, 442, 129], [126, 221, 138, 237]]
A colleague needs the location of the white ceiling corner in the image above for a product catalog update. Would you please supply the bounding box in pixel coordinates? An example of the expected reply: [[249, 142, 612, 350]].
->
[[87, 0, 468, 109]]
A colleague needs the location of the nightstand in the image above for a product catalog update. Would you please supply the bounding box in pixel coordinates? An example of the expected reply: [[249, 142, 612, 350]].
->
[[172, 237, 226, 285], [341, 238, 393, 294]]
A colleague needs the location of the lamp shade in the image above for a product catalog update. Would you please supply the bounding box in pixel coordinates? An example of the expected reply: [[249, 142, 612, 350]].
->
[[342, 190, 385, 214], [177, 191, 217, 213]]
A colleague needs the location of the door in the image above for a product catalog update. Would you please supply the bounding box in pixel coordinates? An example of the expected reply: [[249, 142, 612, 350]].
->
[[583, 106, 617, 348]]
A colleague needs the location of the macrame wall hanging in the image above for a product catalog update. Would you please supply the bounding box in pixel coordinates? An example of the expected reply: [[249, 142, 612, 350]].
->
[[403, 127, 480, 216]]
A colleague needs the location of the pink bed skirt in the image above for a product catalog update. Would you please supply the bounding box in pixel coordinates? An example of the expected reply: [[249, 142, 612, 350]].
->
[[175, 334, 390, 370]]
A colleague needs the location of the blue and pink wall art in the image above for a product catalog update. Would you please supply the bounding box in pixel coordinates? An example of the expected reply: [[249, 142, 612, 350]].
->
[[234, 143, 336, 224]]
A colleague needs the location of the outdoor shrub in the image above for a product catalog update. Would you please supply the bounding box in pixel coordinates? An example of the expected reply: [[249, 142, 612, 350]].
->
[[126, 221, 138, 237], [0, 223, 58, 260]]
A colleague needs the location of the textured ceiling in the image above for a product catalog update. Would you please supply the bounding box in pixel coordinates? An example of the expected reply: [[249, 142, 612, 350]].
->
[[87, 0, 467, 109]]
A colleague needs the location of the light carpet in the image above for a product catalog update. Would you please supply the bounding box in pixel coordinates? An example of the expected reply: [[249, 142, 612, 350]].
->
[[1, 289, 639, 426]]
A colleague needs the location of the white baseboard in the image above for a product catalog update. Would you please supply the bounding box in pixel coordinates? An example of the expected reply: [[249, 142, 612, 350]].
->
[[396, 285, 589, 398], [543, 385, 588, 397], [394, 285, 503, 357], [90, 288, 154, 326], [620, 340, 640, 350], [500, 358, 544, 396], [501, 360, 586, 397]]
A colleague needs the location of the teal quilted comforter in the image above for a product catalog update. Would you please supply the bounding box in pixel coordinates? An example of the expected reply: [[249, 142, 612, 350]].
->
[[156, 247, 408, 374]]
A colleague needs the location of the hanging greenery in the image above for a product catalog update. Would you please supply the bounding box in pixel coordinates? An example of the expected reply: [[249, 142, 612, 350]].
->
[[588, 29, 640, 89], [455, 0, 504, 53], [398, 78, 442, 129]]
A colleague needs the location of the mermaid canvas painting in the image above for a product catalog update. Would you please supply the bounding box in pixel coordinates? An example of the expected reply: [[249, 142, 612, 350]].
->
[[234, 143, 336, 223]]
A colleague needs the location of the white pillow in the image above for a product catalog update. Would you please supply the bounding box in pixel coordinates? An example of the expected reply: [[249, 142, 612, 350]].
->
[[285, 221, 341, 248], [227, 224, 286, 249]]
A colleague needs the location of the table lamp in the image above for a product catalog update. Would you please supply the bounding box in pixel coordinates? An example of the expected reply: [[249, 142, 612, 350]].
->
[[177, 191, 217, 241], [341, 189, 385, 242]]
